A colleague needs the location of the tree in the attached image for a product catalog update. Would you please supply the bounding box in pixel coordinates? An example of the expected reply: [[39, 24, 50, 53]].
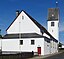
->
[[0, 29, 2, 38], [0, 35, 2, 38], [58, 42, 62, 47]]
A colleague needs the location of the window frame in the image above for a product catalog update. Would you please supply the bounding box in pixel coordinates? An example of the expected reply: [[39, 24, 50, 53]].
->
[[20, 40, 23, 45], [31, 40, 35, 45], [51, 22, 54, 26]]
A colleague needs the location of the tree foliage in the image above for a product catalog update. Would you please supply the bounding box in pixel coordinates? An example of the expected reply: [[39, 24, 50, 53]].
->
[[58, 42, 62, 47]]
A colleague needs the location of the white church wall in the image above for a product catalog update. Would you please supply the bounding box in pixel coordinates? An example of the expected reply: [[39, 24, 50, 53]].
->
[[48, 21, 59, 41], [44, 38, 50, 55], [55, 42, 58, 53], [53, 41, 58, 53], [19, 38, 44, 55], [2, 38, 44, 55], [0, 40, 1, 49], [2, 39, 20, 52], [50, 40, 54, 54], [52, 41, 56, 53], [50, 40, 58, 54], [7, 11, 42, 35]]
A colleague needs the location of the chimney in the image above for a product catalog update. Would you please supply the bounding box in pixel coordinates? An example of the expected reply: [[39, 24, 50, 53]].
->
[[16, 10, 19, 17]]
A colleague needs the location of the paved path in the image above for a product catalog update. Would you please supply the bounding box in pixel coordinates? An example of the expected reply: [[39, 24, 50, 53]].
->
[[44, 52, 64, 59], [29, 52, 63, 59]]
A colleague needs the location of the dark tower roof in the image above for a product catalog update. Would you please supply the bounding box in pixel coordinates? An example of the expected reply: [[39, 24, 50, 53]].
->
[[48, 8, 59, 21]]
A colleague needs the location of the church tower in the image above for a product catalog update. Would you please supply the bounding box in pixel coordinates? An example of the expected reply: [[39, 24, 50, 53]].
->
[[47, 8, 59, 41]]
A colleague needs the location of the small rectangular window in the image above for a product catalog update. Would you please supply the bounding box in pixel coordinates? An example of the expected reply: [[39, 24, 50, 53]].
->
[[22, 16, 24, 19], [20, 40, 23, 45], [31, 40, 35, 45], [51, 22, 54, 26]]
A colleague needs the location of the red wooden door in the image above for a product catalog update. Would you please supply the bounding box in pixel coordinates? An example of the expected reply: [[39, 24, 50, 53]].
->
[[37, 47, 41, 55]]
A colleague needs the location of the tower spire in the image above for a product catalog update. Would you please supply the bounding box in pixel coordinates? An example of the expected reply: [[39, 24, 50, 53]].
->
[[56, 1, 58, 8]]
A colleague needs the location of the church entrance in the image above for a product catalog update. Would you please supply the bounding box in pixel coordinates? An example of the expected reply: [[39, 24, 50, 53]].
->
[[37, 47, 41, 55]]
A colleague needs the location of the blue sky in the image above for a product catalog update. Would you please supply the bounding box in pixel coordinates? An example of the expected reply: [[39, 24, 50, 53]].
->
[[0, 0, 64, 43]]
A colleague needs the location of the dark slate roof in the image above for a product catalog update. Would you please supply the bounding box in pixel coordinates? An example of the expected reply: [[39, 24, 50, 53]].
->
[[48, 8, 59, 21], [6, 10, 58, 42], [3, 33, 44, 39], [3, 33, 58, 42]]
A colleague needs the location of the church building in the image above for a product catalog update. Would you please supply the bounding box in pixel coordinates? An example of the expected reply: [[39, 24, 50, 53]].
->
[[0, 8, 59, 55]]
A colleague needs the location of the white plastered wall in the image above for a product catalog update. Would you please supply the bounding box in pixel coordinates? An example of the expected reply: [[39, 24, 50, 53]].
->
[[44, 38, 50, 55], [2, 38, 44, 55], [0, 39, 1, 50], [50, 40, 58, 54], [7, 11, 42, 35], [48, 21, 59, 41]]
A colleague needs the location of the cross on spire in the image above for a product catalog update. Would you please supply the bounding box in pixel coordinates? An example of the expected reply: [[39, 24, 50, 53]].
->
[[56, 1, 58, 8]]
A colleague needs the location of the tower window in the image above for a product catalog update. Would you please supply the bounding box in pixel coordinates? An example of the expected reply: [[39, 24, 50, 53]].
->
[[31, 40, 35, 45], [51, 22, 54, 26]]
